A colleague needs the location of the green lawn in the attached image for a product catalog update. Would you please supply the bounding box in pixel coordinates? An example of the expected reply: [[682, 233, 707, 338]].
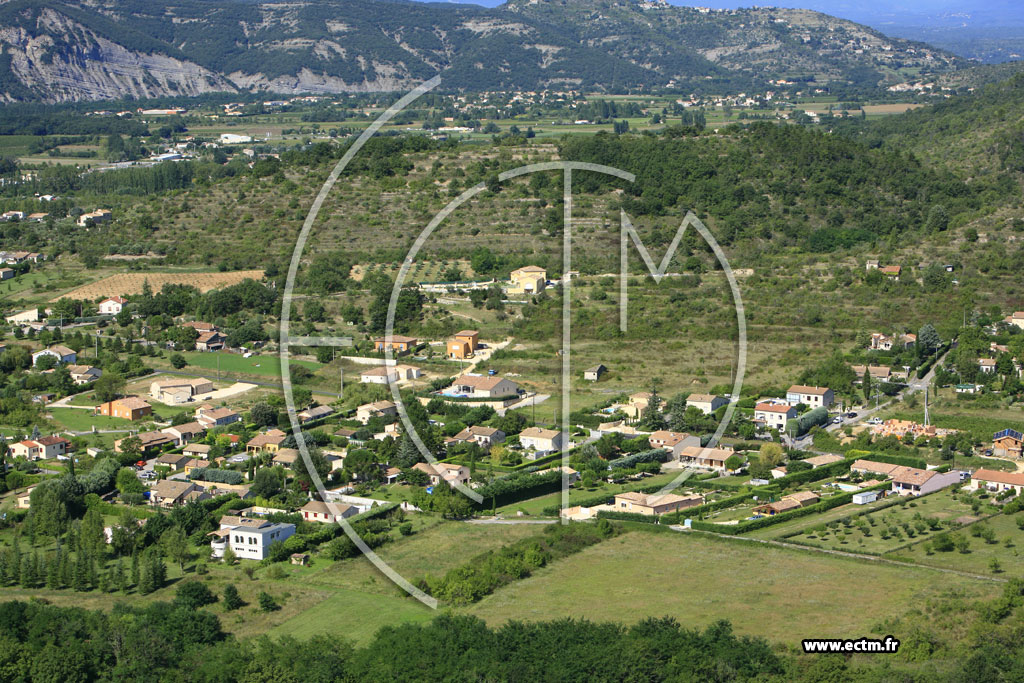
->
[[168, 352, 321, 378], [889, 512, 1024, 575], [47, 407, 138, 432]]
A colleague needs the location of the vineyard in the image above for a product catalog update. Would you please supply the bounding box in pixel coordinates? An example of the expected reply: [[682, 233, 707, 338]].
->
[[52, 270, 266, 301]]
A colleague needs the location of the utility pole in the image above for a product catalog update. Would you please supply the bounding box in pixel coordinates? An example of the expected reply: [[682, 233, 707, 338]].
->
[[924, 386, 929, 427]]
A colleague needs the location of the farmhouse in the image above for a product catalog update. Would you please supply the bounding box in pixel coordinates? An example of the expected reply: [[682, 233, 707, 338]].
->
[[891, 467, 961, 496], [155, 453, 191, 471], [754, 401, 797, 431], [1007, 312, 1024, 330], [196, 331, 226, 352], [613, 491, 703, 516], [993, 429, 1023, 459], [373, 335, 418, 354], [32, 345, 76, 366], [450, 374, 519, 398], [879, 265, 901, 280], [77, 209, 112, 226], [182, 321, 217, 333], [686, 393, 727, 415], [412, 462, 471, 488], [786, 385, 834, 409], [518, 427, 566, 456], [508, 265, 546, 295], [852, 365, 893, 383], [150, 377, 214, 403], [356, 400, 397, 424], [94, 396, 152, 420], [210, 516, 295, 561], [300, 500, 358, 524], [969, 469, 1024, 496], [361, 366, 399, 384], [98, 296, 127, 315], [447, 330, 480, 359], [978, 358, 997, 374], [67, 365, 102, 384]]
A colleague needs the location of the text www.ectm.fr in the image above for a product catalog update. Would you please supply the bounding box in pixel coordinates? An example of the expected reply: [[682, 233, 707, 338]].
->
[[802, 637, 900, 654]]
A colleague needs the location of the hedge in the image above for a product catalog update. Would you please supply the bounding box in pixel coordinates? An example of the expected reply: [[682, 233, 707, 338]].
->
[[474, 470, 563, 509], [189, 468, 245, 485], [596, 510, 659, 524], [786, 406, 829, 437], [848, 452, 927, 470], [770, 458, 852, 489], [609, 448, 669, 470]]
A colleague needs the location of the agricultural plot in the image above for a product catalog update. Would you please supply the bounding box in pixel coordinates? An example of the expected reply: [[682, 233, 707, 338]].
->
[[781, 489, 978, 555], [889, 512, 1024, 574], [52, 269, 265, 301]]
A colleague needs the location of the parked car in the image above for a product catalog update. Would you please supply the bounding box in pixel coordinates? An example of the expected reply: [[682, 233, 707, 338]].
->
[[846, 412, 857, 418], [831, 416, 843, 424]]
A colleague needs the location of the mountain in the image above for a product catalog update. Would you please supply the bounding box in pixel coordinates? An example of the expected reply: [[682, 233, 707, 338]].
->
[[0, 0, 964, 103]]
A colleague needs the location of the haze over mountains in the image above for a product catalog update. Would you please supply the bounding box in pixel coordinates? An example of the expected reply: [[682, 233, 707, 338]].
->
[[0, 0, 963, 103]]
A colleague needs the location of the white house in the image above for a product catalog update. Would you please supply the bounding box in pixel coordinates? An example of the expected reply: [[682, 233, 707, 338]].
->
[[449, 374, 519, 398], [5, 309, 39, 324], [300, 500, 358, 523], [98, 296, 128, 315], [647, 430, 700, 458], [518, 427, 566, 457], [67, 365, 102, 385], [891, 467, 961, 497], [785, 385, 834, 409], [32, 345, 77, 366], [210, 515, 295, 560], [360, 366, 399, 384], [754, 401, 797, 431], [686, 393, 727, 415], [968, 469, 1024, 496]]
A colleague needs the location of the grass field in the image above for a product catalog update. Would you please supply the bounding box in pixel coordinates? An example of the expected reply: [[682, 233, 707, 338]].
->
[[466, 529, 1001, 644], [162, 351, 321, 378], [53, 269, 266, 301], [46, 407, 139, 432], [889, 512, 1024, 574]]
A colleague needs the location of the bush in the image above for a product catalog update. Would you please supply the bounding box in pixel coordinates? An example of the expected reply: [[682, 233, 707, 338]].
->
[[223, 584, 244, 610], [257, 592, 279, 612], [175, 580, 218, 610], [189, 468, 244, 485], [608, 448, 669, 470]]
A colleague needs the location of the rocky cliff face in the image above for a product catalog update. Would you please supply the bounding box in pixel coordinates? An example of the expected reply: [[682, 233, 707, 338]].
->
[[0, 8, 236, 103]]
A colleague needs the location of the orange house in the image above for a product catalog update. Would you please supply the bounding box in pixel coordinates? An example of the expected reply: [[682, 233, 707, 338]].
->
[[94, 396, 153, 421], [448, 330, 480, 359], [374, 335, 417, 354]]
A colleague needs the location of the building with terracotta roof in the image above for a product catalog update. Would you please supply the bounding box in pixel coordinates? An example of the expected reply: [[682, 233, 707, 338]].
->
[[686, 393, 727, 414], [95, 396, 152, 420], [786, 385, 834, 409], [891, 467, 960, 496], [508, 265, 547, 295], [518, 427, 566, 456], [448, 330, 480, 359], [754, 401, 797, 431], [246, 429, 287, 454], [98, 296, 128, 315], [450, 374, 519, 398], [969, 469, 1024, 496], [613, 491, 703, 516], [373, 335, 418, 354]]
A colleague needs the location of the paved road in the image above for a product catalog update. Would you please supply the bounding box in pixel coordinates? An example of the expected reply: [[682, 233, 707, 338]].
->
[[467, 518, 558, 525]]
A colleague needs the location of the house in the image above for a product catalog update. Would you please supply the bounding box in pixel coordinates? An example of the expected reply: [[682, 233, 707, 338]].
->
[[98, 296, 128, 315], [993, 429, 1023, 459], [584, 364, 607, 381], [508, 266, 546, 295], [150, 377, 214, 403], [978, 358, 997, 374], [448, 330, 480, 359], [786, 385, 834, 409], [209, 515, 295, 560], [754, 401, 797, 431], [16, 487, 35, 509], [195, 404, 241, 427], [865, 259, 879, 271], [754, 491, 820, 516], [449, 374, 519, 398], [394, 364, 422, 380], [67, 365, 102, 385], [162, 421, 206, 446], [94, 396, 152, 420], [272, 448, 300, 467], [613, 491, 703, 516], [852, 365, 892, 383], [297, 405, 333, 423], [384, 466, 402, 484], [1, 210, 24, 221], [686, 393, 727, 415], [450, 425, 505, 448], [32, 345, 76, 366], [196, 331, 226, 352], [26, 213, 48, 222], [300, 500, 358, 523], [411, 461, 471, 488], [155, 453, 191, 471], [518, 427, 566, 456], [150, 480, 210, 508], [879, 265, 901, 280], [968, 469, 1024, 496], [373, 335, 418, 354], [356, 400, 397, 424], [678, 446, 736, 471], [850, 459, 902, 477], [8, 436, 70, 460], [182, 321, 217, 333], [334, 427, 357, 439], [183, 443, 212, 459], [803, 453, 844, 468], [115, 430, 174, 454], [246, 429, 287, 454], [360, 366, 399, 384], [0, 268, 13, 280], [77, 209, 112, 226], [647, 430, 700, 458], [891, 467, 960, 496], [1007, 312, 1024, 330]]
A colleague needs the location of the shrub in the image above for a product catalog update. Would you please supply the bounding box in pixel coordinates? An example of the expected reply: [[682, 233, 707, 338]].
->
[[257, 592, 279, 612], [223, 584, 244, 610], [175, 580, 218, 610]]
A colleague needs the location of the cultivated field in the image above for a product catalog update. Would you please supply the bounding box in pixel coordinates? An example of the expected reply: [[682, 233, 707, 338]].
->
[[52, 269, 265, 301]]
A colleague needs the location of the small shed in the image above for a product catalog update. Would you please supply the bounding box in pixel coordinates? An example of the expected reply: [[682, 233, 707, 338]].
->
[[584, 364, 607, 381], [852, 491, 878, 505], [290, 553, 310, 566]]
